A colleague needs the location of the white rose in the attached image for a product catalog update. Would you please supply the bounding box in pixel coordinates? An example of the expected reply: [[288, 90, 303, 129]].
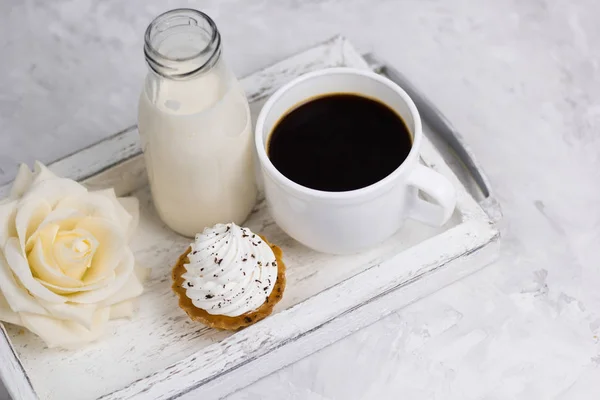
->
[[0, 162, 144, 348]]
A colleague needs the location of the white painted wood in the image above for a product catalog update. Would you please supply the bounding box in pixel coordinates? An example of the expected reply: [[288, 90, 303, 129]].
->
[[0, 325, 37, 400], [0, 36, 499, 400]]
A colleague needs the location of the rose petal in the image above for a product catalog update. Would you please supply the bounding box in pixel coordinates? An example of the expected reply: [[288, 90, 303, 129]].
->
[[28, 225, 84, 290], [21, 177, 87, 209], [53, 228, 98, 280], [25, 208, 84, 252], [0, 251, 49, 315], [9, 164, 34, 200], [0, 290, 23, 325], [0, 199, 17, 248], [42, 302, 98, 330], [37, 272, 115, 295], [94, 188, 134, 220], [100, 259, 144, 307], [62, 189, 138, 240], [75, 217, 125, 283], [19, 307, 110, 348], [4, 238, 66, 304], [90, 189, 139, 240], [109, 300, 134, 319], [55, 192, 121, 226], [31, 162, 59, 184], [15, 199, 52, 253], [67, 248, 134, 304]]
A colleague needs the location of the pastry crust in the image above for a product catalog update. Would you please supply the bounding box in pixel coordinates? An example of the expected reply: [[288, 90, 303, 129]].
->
[[172, 235, 286, 330]]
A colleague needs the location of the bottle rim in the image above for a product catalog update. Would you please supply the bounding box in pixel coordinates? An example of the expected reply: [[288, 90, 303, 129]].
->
[[143, 8, 221, 79]]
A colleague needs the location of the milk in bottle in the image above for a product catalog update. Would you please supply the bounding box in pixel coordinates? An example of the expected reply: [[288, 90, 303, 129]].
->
[[138, 9, 257, 237]]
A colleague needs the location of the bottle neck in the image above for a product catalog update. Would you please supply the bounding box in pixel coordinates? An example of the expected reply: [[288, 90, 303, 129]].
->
[[144, 55, 235, 115], [143, 9, 222, 80]]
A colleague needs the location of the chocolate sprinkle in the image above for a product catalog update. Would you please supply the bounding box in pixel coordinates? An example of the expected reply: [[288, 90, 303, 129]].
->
[[251, 254, 256, 259], [205, 294, 214, 299]]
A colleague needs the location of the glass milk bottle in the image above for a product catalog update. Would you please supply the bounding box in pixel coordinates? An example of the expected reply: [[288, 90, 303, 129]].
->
[[138, 9, 257, 237]]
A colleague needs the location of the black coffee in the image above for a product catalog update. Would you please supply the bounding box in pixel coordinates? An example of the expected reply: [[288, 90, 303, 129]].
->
[[267, 93, 412, 192]]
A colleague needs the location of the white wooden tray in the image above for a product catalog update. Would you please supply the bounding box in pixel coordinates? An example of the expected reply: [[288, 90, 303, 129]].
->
[[0, 36, 500, 400]]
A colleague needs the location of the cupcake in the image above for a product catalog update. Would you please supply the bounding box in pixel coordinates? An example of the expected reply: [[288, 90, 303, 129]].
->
[[172, 223, 286, 330]]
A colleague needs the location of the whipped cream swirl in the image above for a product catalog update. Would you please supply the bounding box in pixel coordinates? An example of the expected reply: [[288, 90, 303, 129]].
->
[[182, 223, 278, 317]]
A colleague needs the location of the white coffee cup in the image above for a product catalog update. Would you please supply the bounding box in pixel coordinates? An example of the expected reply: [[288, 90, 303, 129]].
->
[[255, 68, 456, 254]]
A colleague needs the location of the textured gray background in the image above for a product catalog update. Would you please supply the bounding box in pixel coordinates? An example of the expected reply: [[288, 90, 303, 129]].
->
[[2, 0, 600, 399]]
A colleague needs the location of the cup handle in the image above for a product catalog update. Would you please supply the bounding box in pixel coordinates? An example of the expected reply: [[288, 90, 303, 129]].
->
[[407, 164, 457, 226]]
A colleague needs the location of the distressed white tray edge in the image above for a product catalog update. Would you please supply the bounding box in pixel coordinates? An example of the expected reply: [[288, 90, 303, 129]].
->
[[0, 324, 36, 400], [0, 36, 499, 400]]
